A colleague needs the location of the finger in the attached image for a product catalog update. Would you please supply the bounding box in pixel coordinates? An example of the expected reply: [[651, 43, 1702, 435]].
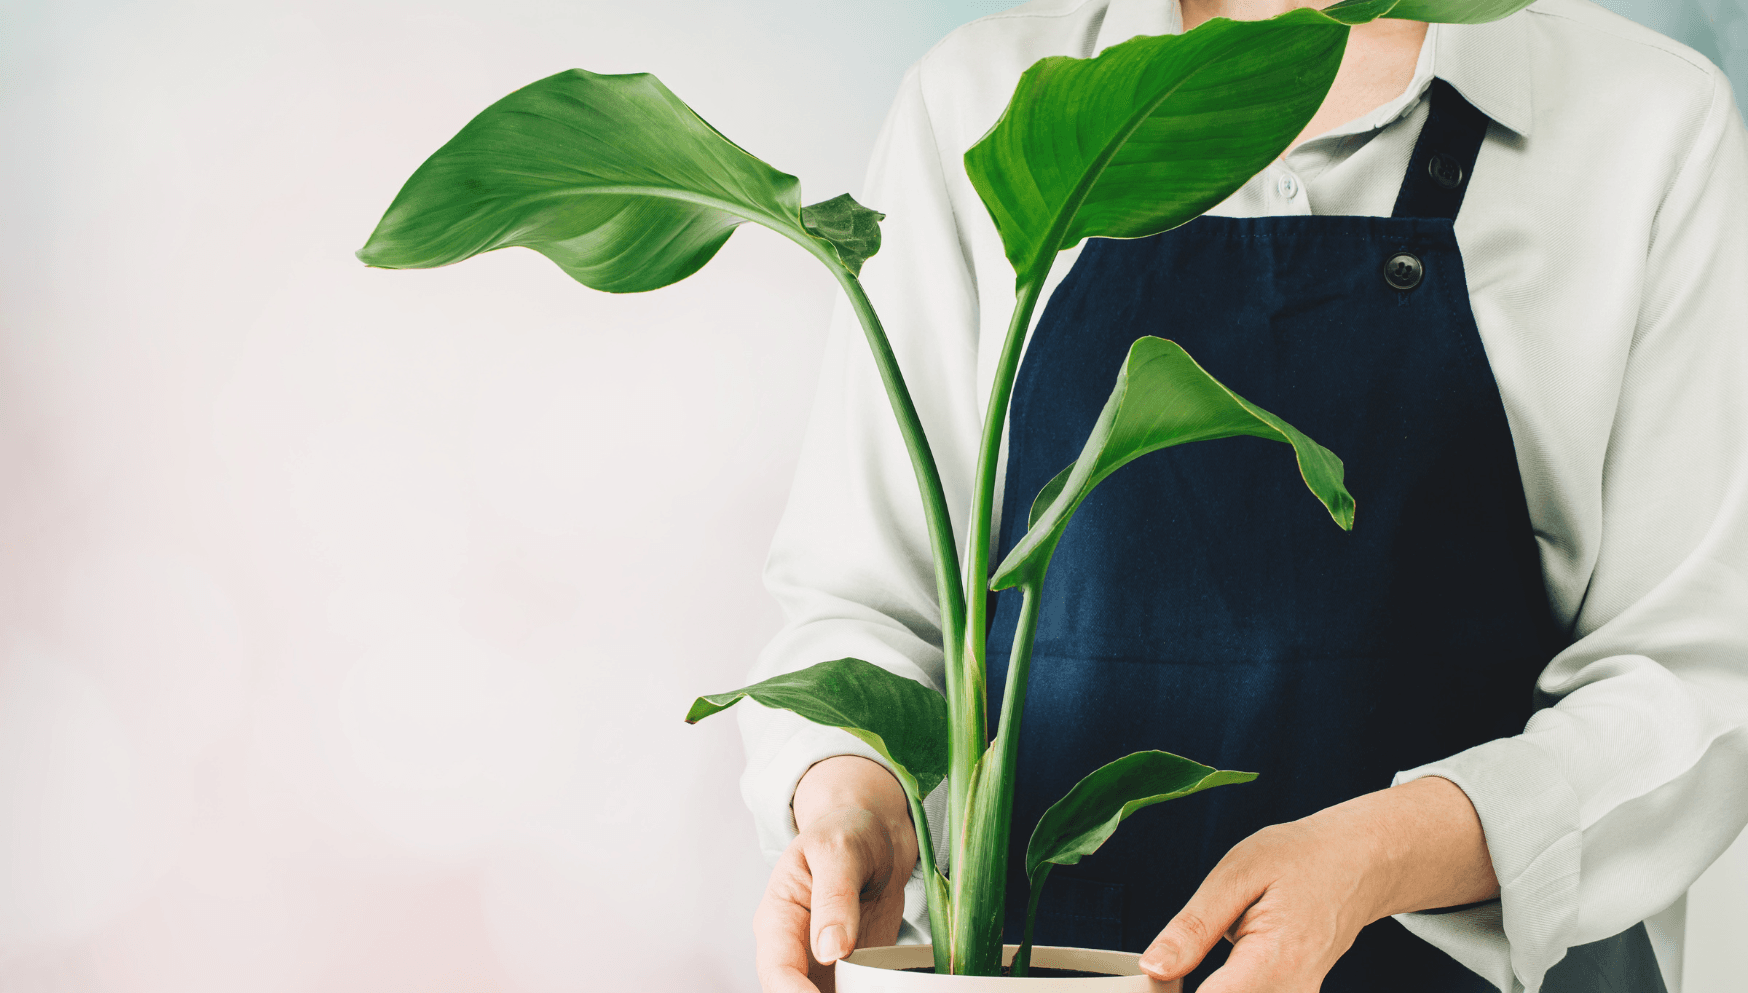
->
[[1138, 855, 1266, 981], [755, 850, 824, 993], [802, 827, 885, 964], [1193, 931, 1297, 993]]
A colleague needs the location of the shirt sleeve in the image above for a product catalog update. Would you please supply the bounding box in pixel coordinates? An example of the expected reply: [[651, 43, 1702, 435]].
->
[[735, 61, 982, 939], [1392, 65, 1748, 993]]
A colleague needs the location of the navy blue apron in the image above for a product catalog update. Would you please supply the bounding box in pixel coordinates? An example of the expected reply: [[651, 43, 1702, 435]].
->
[[984, 79, 1664, 992]]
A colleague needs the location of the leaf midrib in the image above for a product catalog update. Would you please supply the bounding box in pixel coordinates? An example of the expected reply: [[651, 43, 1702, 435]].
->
[[502, 184, 800, 235]]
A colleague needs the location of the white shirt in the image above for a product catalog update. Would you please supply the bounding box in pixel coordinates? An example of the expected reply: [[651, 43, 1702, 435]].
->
[[735, 2, 1748, 991]]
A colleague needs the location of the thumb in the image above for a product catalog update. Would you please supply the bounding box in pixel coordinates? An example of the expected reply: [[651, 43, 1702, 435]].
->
[[1138, 865, 1260, 981], [804, 834, 879, 965]]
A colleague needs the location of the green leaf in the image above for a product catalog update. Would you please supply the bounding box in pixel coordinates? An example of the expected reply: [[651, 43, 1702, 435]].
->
[[964, 9, 1347, 282], [801, 194, 886, 277], [686, 658, 949, 798], [1315, 0, 1401, 21], [991, 337, 1354, 591], [1024, 751, 1255, 881], [962, 0, 1538, 283], [1321, 0, 1537, 25], [358, 69, 826, 293], [1027, 463, 1076, 531]]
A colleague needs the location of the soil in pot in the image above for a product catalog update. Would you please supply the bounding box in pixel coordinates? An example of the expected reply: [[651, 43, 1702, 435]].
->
[[903, 967, 1111, 979]]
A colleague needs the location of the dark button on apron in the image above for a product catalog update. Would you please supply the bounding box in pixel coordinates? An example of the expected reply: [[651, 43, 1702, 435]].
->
[[1385, 251, 1424, 290], [984, 77, 1662, 992], [1428, 151, 1465, 189]]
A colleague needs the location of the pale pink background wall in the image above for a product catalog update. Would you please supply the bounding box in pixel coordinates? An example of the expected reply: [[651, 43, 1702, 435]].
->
[[0, 2, 1741, 992]]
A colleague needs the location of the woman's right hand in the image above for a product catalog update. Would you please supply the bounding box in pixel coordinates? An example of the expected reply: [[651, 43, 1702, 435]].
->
[[756, 755, 920, 993]]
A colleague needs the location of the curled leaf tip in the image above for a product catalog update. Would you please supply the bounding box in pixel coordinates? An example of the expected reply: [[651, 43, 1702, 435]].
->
[[801, 193, 886, 276]]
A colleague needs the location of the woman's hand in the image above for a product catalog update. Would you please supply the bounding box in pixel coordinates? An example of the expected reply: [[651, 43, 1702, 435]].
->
[[1138, 776, 1500, 993], [756, 756, 919, 993]]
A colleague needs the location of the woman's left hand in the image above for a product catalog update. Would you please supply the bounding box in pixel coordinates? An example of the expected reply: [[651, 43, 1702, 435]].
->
[[1137, 776, 1501, 993]]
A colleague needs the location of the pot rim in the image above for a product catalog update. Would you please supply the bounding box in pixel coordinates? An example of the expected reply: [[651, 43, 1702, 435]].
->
[[838, 943, 1171, 987]]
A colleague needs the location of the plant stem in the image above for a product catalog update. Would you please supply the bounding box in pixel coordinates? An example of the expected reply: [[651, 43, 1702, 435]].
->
[[899, 780, 952, 977], [811, 256, 968, 970], [949, 272, 1049, 968], [949, 579, 1044, 973], [988, 581, 1041, 848], [825, 267, 967, 660], [948, 752, 1002, 974], [961, 272, 1046, 689], [820, 256, 972, 797], [1013, 864, 1051, 977], [959, 272, 1049, 708], [804, 225, 1050, 975]]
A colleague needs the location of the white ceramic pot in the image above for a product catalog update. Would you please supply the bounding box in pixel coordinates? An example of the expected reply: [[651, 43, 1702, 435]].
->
[[836, 944, 1180, 992]]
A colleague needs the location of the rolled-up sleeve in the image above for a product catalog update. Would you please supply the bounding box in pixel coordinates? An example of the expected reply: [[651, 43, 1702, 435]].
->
[[1395, 64, 1748, 993]]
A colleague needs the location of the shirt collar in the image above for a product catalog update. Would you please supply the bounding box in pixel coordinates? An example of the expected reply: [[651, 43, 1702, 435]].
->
[[1436, 9, 1534, 136], [1090, 1, 1533, 137]]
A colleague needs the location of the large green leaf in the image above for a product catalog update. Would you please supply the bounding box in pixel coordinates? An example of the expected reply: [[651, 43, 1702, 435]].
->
[[357, 69, 875, 292], [991, 337, 1354, 591], [963, 10, 1347, 282], [962, 0, 1537, 283], [686, 658, 949, 799], [1024, 751, 1255, 881]]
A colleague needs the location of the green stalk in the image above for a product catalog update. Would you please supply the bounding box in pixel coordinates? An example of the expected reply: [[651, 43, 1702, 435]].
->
[[961, 273, 1047, 708], [808, 249, 967, 973], [900, 780, 952, 976], [816, 250, 971, 788], [949, 273, 1049, 971], [822, 264, 967, 661], [987, 582, 1042, 888], [1013, 864, 1051, 977], [950, 581, 1043, 972]]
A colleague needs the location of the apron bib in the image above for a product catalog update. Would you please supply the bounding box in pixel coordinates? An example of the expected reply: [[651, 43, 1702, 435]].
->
[[984, 80, 1662, 992]]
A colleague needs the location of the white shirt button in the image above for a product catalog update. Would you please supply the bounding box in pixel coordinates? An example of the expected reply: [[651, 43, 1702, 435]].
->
[[1277, 173, 1300, 199]]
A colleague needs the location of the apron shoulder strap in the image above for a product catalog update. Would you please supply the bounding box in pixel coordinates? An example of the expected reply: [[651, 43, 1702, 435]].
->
[[1391, 77, 1492, 221]]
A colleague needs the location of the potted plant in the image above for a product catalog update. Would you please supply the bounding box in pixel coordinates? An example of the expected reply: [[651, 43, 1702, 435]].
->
[[357, 0, 1532, 984]]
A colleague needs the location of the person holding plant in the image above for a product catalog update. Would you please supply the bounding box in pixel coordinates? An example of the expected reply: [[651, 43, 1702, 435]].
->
[[738, 1, 1748, 992], [353, 0, 1746, 988]]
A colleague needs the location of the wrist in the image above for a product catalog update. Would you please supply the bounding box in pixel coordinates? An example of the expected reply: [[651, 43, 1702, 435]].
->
[[1358, 776, 1500, 920], [793, 755, 919, 864]]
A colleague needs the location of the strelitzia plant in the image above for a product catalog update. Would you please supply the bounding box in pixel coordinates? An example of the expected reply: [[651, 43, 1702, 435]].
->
[[358, 0, 1533, 976]]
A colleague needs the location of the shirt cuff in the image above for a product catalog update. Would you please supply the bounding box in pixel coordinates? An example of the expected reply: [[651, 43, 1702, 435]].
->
[[1392, 735, 1583, 993]]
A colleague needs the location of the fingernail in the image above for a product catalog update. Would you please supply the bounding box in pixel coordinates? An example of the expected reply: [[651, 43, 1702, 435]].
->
[[1138, 945, 1172, 977], [818, 925, 849, 962]]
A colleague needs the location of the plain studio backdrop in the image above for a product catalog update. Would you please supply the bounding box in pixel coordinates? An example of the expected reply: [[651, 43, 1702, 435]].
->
[[0, 1, 1743, 991]]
